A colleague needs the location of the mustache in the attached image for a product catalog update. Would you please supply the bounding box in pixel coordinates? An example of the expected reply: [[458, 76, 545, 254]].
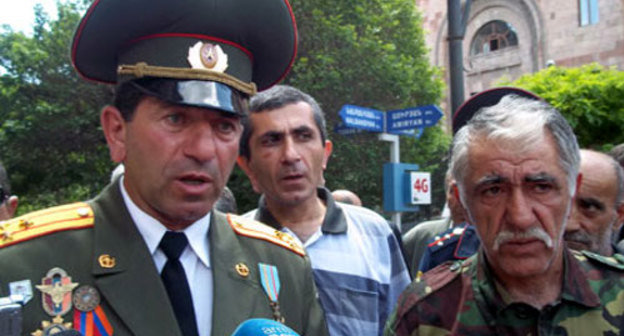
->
[[279, 162, 307, 175], [493, 227, 553, 251], [563, 231, 592, 246]]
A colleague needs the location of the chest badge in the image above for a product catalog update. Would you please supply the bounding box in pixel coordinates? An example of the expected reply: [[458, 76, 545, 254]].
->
[[258, 263, 284, 323], [31, 315, 73, 336], [35, 267, 79, 316], [72, 285, 114, 336]]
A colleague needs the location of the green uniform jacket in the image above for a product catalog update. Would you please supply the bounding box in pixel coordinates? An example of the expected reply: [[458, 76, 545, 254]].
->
[[0, 180, 328, 336], [385, 248, 624, 336]]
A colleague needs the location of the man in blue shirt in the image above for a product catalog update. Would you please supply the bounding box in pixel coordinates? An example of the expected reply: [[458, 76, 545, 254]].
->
[[238, 85, 411, 336]]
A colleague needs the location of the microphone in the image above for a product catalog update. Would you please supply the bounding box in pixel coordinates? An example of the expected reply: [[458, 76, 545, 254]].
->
[[0, 295, 23, 336], [231, 318, 300, 336]]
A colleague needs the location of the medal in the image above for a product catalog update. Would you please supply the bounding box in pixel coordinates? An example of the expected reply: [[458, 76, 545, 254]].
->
[[258, 263, 284, 323], [72, 285, 114, 336], [35, 268, 78, 317], [30, 315, 72, 336]]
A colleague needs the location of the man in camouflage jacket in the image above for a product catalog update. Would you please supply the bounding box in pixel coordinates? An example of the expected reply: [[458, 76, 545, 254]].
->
[[384, 87, 624, 335]]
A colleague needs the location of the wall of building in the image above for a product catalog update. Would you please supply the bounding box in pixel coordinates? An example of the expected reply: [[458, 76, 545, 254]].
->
[[415, 0, 624, 129]]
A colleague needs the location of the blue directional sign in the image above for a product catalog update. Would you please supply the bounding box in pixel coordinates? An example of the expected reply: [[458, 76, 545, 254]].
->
[[339, 104, 385, 133], [389, 127, 425, 139], [386, 105, 443, 132], [334, 122, 364, 136]]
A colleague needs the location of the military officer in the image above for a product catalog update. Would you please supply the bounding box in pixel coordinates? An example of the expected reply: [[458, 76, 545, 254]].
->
[[0, 1, 328, 336], [385, 87, 624, 335]]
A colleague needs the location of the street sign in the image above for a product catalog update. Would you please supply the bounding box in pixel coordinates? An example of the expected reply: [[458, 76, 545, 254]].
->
[[410, 171, 431, 205], [339, 104, 384, 133], [386, 105, 443, 132], [334, 122, 364, 136], [388, 127, 424, 139]]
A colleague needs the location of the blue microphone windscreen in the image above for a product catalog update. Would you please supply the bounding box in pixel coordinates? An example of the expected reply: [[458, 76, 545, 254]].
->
[[231, 318, 299, 336]]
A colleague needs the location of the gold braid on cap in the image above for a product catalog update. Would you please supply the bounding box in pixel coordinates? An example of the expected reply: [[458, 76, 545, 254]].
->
[[118, 62, 257, 95]]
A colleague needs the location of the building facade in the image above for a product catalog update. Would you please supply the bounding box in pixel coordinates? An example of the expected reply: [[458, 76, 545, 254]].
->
[[416, 0, 624, 128]]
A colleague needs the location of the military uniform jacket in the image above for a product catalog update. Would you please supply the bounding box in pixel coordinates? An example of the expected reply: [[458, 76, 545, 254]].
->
[[0, 180, 328, 336], [385, 248, 624, 336]]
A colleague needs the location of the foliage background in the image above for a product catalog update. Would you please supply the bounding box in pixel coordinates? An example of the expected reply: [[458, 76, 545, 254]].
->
[[0, 0, 450, 225], [0, 1, 113, 214], [503, 63, 624, 152], [4, 1, 624, 227]]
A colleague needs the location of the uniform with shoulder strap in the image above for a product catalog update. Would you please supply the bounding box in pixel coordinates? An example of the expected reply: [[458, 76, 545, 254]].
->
[[0, 0, 329, 335], [385, 248, 624, 336], [0, 179, 328, 336]]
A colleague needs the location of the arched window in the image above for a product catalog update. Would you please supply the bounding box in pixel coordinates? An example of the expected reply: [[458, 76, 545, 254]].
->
[[470, 20, 518, 56]]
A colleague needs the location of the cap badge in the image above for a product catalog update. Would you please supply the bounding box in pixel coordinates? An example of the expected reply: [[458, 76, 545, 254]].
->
[[187, 42, 229, 73], [35, 267, 79, 317]]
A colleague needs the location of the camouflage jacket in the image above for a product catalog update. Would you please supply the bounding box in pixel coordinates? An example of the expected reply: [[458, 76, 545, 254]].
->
[[384, 248, 624, 336]]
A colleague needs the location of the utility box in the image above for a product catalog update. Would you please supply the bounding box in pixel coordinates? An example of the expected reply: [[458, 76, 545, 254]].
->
[[383, 163, 421, 212]]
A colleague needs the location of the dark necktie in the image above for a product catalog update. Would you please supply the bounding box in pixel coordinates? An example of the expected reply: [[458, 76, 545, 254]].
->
[[160, 231, 199, 336]]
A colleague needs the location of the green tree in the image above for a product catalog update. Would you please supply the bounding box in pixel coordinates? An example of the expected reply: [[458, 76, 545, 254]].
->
[[505, 63, 624, 151], [232, 0, 449, 219], [0, 1, 112, 214], [1, 0, 449, 221]]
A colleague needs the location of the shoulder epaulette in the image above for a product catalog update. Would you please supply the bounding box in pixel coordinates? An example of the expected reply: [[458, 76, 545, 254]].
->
[[427, 226, 465, 249], [579, 250, 624, 271], [0, 202, 94, 248], [415, 257, 469, 295], [396, 258, 468, 317], [227, 214, 305, 257]]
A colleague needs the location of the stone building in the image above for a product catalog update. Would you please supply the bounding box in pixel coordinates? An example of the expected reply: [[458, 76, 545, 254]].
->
[[416, 0, 624, 127]]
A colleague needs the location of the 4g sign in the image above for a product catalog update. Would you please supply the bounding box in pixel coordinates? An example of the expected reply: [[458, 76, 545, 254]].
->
[[410, 172, 431, 205]]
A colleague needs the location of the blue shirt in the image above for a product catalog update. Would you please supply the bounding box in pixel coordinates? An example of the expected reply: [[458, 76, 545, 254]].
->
[[245, 188, 411, 336]]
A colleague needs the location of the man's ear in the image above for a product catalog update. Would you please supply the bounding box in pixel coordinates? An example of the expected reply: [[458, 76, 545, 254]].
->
[[574, 173, 583, 199], [614, 201, 624, 233], [452, 184, 461, 204], [451, 183, 471, 224], [568, 173, 583, 220], [237, 156, 262, 194], [6, 196, 18, 218], [322, 140, 333, 170], [100, 105, 127, 163]]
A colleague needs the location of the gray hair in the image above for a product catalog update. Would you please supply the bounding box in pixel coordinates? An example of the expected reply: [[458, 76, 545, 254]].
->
[[239, 85, 327, 159], [450, 95, 580, 201], [610, 143, 624, 169]]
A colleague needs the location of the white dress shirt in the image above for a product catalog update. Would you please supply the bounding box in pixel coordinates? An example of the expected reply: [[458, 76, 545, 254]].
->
[[119, 177, 213, 336]]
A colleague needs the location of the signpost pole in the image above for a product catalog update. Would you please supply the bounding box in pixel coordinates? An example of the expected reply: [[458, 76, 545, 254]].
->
[[378, 133, 402, 231]]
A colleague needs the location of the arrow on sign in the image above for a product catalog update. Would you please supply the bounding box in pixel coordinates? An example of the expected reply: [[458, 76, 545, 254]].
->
[[338, 104, 385, 133], [388, 127, 424, 139], [386, 105, 443, 132]]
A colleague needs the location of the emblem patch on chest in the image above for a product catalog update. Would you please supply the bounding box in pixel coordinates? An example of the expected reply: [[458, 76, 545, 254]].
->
[[35, 267, 79, 316]]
